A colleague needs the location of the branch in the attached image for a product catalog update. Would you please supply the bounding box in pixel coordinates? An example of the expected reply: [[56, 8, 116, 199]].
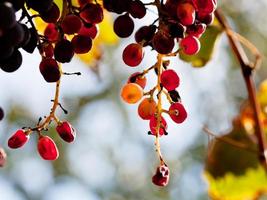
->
[[215, 9, 267, 170]]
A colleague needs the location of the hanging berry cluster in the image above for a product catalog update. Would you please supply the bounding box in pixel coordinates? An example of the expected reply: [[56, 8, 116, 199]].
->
[[1, 0, 104, 160], [103, 0, 217, 186]]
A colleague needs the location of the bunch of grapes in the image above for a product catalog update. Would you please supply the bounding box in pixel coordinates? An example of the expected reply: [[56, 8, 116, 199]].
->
[[104, 0, 217, 186], [2, 0, 104, 160]]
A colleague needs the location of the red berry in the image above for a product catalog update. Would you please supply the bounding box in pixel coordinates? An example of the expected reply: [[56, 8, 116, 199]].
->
[[80, 3, 103, 24], [8, 129, 29, 149], [71, 35, 92, 54], [78, 0, 92, 7], [129, 0, 146, 19], [169, 102, 187, 123], [187, 23, 206, 38], [176, 2, 196, 26], [56, 121, 76, 143], [123, 43, 144, 67], [44, 23, 59, 42], [161, 69, 180, 91], [152, 31, 174, 54], [37, 136, 59, 160], [152, 165, 170, 187], [192, 0, 217, 14], [149, 115, 167, 136], [0, 148, 7, 167], [127, 72, 147, 89], [42, 43, 54, 58], [138, 98, 157, 120], [78, 24, 99, 39], [61, 14, 82, 35], [39, 58, 61, 83], [180, 35, 200, 55]]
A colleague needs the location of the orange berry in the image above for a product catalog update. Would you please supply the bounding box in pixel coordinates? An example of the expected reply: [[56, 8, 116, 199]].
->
[[121, 83, 143, 104], [138, 98, 157, 120]]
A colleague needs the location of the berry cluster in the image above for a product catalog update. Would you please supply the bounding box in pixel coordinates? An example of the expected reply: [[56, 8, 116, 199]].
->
[[1, 0, 104, 161], [104, 0, 217, 186]]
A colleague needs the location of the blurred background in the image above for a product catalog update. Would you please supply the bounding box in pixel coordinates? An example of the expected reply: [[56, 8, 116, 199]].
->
[[1, 0, 267, 199]]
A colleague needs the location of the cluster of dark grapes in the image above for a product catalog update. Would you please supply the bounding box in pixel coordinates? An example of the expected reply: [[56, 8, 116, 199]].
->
[[2, 0, 104, 161], [104, 0, 217, 187], [0, 1, 36, 73]]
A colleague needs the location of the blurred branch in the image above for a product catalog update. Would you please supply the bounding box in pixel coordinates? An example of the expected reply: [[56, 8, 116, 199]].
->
[[215, 9, 267, 170]]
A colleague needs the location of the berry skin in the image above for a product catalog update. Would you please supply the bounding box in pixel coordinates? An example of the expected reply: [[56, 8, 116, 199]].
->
[[187, 23, 206, 38], [149, 115, 167, 136], [61, 14, 82, 35], [180, 35, 200, 55], [80, 3, 103, 24], [176, 2, 196, 26], [40, 3, 60, 23], [0, 50, 22, 73], [161, 69, 180, 91], [8, 130, 29, 149], [44, 23, 59, 42], [123, 43, 144, 67], [192, 0, 217, 14], [71, 35, 92, 54], [113, 14, 134, 38], [56, 121, 76, 143], [121, 83, 143, 104], [129, 0, 146, 19], [152, 165, 170, 187], [0, 2, 16, 31], [127, 72, 147, 89], [138, 98, 157, 120], [78, 24, 99, 39], [152, 31, 174, 54], [39, 58, 61, 83], [54, 39, 74, 63], [169, 102, 187, 123], [37, 136, 59, 160]]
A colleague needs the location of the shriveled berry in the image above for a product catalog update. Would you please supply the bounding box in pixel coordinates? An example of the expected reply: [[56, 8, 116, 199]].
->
[[37, 136, 59, 160], [127, 72, 147, 89], [138, 98, 157, 120], [169, 102, 187, 123], [39, 58, 61, 83], [8, 130, 29, 149], [149, 115, 167, 136], [135, 25, 157, 46], [180, 35, 200, 55], [152, 165, 170, 187], [121, 83, 143, 104], [56, 121, 76, 143], [161, 69, 180, 91], [123, 43, 144, 67]]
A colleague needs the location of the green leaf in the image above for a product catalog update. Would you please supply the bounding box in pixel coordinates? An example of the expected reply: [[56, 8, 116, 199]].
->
[[179, 19, 223, 67], [204, 120, 267, 199]]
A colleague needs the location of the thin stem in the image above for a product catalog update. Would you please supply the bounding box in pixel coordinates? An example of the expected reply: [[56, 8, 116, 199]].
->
[[215, 9, 267, 170], [155, 54, 165, 165]]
